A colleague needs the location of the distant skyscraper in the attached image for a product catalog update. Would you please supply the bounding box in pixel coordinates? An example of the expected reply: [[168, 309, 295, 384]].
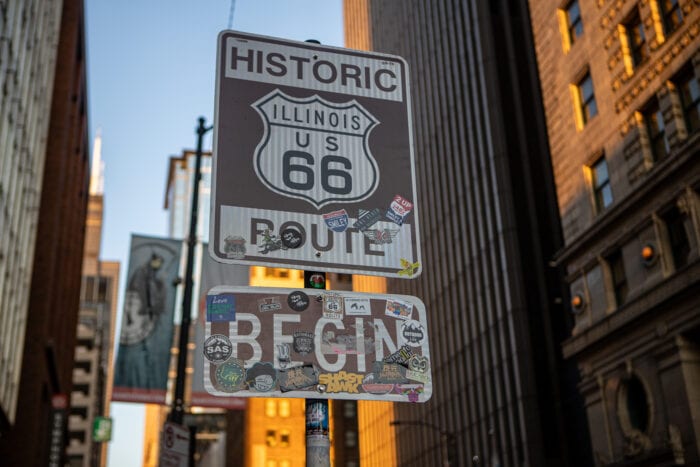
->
[[66, 133, 120, 467], [344, 1, 589, 466], [528, 0, 700, 463]]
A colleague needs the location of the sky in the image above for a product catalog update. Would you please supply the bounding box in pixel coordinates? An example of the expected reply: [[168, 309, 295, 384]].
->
[[84, 1, 344, 465]]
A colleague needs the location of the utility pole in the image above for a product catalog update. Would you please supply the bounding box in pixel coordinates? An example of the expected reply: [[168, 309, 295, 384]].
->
[[170, 116, 213, 425]]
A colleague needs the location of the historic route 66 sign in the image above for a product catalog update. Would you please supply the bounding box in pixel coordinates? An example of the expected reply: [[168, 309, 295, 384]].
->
[[210, 31, 421, 278], [254, 91, 379, 208]]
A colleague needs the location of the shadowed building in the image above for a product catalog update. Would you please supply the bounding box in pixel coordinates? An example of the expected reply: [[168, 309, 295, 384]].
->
[[528, 0, 700, 464], [0, 0, 91, 465], [344, 1, 590, 466]]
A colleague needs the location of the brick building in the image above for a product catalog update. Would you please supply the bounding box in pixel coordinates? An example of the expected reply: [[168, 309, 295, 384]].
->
[[529, 0, 700, 464]]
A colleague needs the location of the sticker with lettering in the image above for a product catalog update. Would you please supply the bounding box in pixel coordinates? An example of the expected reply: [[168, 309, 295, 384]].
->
[[287, 290, 310, 312], [344, 297, 371, 316], [385, 194, 413, 225], [206, 294, 236, 322], [385, 298, 413, 320], [279, 364, 319, 392], [203, 334, 233, 363], [373, 361, 409, 384], [245, 362, 278, 392], [353, 208, 382, 231], [258, 297, 282, 313], [401, 319, 426, 347], [322, 292, 344, 319], [323, 209, 349, 233], [406, 355, 430, 383], [382, 344, 414, 365], [281, 227, 303, 249], [319, 371, 364, 393], [361, 373, 394, 395], [293, 331, 315, 355], [214, 358, 246, 393], [223, 235, 246, 259]]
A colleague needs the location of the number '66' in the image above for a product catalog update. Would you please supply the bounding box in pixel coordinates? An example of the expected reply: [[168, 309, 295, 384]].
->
[[282, 151, 353, 195]]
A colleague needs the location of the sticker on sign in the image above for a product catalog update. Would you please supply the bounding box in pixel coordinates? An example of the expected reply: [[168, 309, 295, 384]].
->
[[202, 286, 432, 403], [209, 31, 421, 278]]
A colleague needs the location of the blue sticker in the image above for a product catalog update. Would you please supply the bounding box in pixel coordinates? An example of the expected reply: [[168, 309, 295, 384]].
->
[[323, 209, 349, 233], [206, 293, 236, 322]]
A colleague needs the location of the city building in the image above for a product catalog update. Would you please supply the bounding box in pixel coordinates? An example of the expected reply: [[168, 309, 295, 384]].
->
[[344, 1, 590, 466], [528, 0, 700, 464], [0, 0, 91, 465], [66, 133, 120, 467]]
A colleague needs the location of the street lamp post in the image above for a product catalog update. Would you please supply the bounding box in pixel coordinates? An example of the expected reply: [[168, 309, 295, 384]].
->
[[170, 116, 213, 425], [390, 420, 458, 467]]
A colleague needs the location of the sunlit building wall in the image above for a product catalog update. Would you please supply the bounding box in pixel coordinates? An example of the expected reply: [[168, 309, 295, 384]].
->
[[529, 0, 700, 463]]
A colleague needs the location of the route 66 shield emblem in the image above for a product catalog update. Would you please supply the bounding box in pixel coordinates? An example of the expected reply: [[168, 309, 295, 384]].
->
[[253, 90, 379, 208]]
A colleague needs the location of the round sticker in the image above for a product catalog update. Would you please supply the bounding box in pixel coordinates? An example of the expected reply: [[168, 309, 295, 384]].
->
[[287, 290, 310, 312], [401, 319, 426, 347], [203, 334, 233, 363], [215, 359, 245, 393], [281, 228, 303, 249]]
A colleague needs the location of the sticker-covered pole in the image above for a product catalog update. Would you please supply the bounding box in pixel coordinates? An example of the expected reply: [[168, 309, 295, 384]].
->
[[303, 269, 330, 467], [306, 398, 330, 467]]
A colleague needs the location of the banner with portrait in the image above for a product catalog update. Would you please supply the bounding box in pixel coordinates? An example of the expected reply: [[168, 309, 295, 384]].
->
[[190, 243, 247, 410], [112, 234, 182, 404]]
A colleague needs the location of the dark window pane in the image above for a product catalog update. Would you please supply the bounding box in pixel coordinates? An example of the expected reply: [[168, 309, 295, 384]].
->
[[579, 73, 598, 124], [626, 12, 648, 67], [567, 0, 583, 43], [663, 206, 691, 269], [608, 250, 628, 306], [626, 377, 649, 432], [661, 0, 683, 34], [644, 99, 670, 161], [678, 68, 700, 134], [592, 157, 613, 212]]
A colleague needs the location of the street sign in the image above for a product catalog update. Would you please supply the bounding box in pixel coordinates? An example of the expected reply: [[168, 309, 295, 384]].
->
[[209, 31, 421, 278], [159, 421, 190, 467], [92, 416, 113, 442], [202, 286, 432, 403]]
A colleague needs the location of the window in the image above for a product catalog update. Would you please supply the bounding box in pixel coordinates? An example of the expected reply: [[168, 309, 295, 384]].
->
[[625, 11, 649, 68], [265, 429, 277, 447], [659, 0, 683, 35], [591, 156, 613, 212], [607, 250, 628, 306], [265, 399, 277, 417], [566, 0, 584, 44], [643, 99, 670, 161], [662, 205, 691, 270], [278, 399, 290, 417], [578, 73, 598, 125], [618, 375, 650, 434], [265, 268, 290, 278], [279, 430, 290, 447], [676, 66, 700, 135]]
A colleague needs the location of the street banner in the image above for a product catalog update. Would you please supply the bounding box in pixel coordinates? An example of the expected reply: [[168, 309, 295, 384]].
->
[[209, 31, 421, 278], [48, 394, 67, 467], [92, 416, 113, 442], [113, 235, 182, 404], [190, 244, 247, 410], [202, 286, 432, 403]]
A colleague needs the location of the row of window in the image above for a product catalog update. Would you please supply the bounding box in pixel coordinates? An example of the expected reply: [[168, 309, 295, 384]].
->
[[563, 0, 683, 54], [574, 199, 694, 314], [586, 62, 699, 216]]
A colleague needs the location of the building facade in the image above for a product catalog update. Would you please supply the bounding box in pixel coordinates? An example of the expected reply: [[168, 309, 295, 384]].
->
[[0, 0, 91, 465], [528, 0, 700, 464], [344, 1, 589, 466], [66, 134, 120, 467]]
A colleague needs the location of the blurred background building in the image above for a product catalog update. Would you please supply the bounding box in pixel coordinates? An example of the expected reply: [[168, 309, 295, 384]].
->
[[66, 133, 120, 467], [529, 0, 700, 464], [344, 0, 590, 466], [0, 0, 92, 466]]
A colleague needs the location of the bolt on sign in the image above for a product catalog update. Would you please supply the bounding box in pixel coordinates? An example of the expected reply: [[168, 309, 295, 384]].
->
[[202, 286, 432, 403], [209, 31, 421, 278]]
